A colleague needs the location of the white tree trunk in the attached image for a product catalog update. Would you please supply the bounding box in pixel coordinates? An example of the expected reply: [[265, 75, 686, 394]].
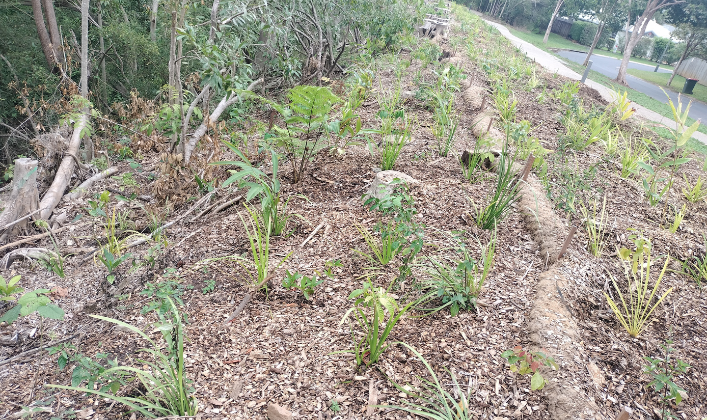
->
[[39, 115, 88, 220], [150, 0, 159, 42], [616, 14, 649, 85], [182, 78, 263, 164], [0, 159, 40, 243], [543, 0, 564, 44]]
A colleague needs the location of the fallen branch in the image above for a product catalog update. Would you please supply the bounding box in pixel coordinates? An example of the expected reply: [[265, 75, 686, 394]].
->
[[39, 113, 89, 220], [0, 223, 85, 253], [1, 247, 59, 270], [0, 334, 79, 368], [64, 166, 120, 201]]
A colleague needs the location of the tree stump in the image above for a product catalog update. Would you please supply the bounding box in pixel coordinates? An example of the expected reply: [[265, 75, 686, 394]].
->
[[0, 158, 40, 243]]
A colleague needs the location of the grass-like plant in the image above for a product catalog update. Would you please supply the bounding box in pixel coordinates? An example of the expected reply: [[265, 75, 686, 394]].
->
[[669, 204, 686, 234], [47, 297, 197, 418], [354, 223, 403, 267], [496, 94, 518, 123], [379, 126, 411, 171], [682, 237, 706, 288], [474, 152, 520, 229], [682, 175, 707, 203], [605, 237, 672, 338], [553, 81, 580, 106], [620, 139, 649, 178], [460, 140, 492, 184], [339, 281, 415, 366], [237, 204, 277, 290], [580, 194, 607, 257], [382, 342, 473, 419], [609, 89, 636, 121]]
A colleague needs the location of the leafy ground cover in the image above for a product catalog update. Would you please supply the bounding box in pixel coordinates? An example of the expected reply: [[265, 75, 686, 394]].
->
[[0, 3, 706, 420]]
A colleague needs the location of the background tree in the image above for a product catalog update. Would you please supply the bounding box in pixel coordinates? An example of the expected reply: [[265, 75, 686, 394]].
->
[[665, 0, 707, 85], [615, 0, 685, 85], [544, 0, 565, 43]]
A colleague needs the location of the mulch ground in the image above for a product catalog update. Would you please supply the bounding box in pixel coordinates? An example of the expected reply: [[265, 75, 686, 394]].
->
[[1, 7, 706, 420]]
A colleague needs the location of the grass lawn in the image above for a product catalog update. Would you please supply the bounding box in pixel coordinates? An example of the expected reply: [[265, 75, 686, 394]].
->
[[560, 60, 707, 142], [627, 69, 707, 104], [508, 27, 673, 71], [507, 27, 587, 52]]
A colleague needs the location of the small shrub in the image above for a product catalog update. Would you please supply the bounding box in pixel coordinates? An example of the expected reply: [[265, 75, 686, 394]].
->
[[643, 340, 690, 420]]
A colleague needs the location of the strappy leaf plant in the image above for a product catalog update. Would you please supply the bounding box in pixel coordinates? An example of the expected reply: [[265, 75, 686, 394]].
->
[[339, 281, 415, 366], [47, 297, 197, 418], [382, 343, 474, 419], [605, 236, 672, 338]]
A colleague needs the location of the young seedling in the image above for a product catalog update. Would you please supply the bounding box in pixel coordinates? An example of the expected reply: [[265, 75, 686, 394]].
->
[[501, 346, 558, 391]]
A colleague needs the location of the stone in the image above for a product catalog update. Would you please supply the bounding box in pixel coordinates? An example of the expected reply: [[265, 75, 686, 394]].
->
[[364, 170, 420, 201], [267, 403, 292, 420]]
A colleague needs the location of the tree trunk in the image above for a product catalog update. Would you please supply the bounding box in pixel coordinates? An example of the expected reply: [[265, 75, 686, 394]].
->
[[543, 0, 564, 44], [80, 0, 93, 161], [623, 0, 631, 53], [583, 22, 605, 66], [0, 159, 39, 243], [210, 0, 221, 41], [38, 116, 87, 220], [615, 14, 650, 85], [150, 0, 160, 42], [168, 10, 177, 106], [98, 2, 107, 104], [30, 0, 59, 70], [42, 0, 64, 69], [183, 78, 263, 164]]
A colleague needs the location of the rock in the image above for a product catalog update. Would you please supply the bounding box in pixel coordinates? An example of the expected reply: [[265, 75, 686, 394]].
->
[[267, 403, 292, 420], [365, 170, 420, 201]]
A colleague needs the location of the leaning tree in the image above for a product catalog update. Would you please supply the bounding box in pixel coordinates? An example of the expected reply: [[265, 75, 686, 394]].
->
[[614, 0, 685, 85]]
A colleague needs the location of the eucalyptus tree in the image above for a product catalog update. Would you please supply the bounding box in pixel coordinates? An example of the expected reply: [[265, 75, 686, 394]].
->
[[614, 0, 686, 85]]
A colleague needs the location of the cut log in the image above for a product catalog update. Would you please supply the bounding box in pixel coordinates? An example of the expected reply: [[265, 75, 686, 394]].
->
[[0, 158, 40, 243]]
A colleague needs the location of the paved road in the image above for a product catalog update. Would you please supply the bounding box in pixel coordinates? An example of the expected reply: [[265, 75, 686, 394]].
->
[[557, 50, 707, 123], [483, 18, 707, 144]]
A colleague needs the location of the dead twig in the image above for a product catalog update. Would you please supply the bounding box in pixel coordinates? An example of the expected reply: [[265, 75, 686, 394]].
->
[[211, 195, 243, 214], [0, 223, 86, 253], [0, 208, 45, 232], [301, 222, 325, 247], [0, 334, 79, 368], [222, 293, 252, 325]]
